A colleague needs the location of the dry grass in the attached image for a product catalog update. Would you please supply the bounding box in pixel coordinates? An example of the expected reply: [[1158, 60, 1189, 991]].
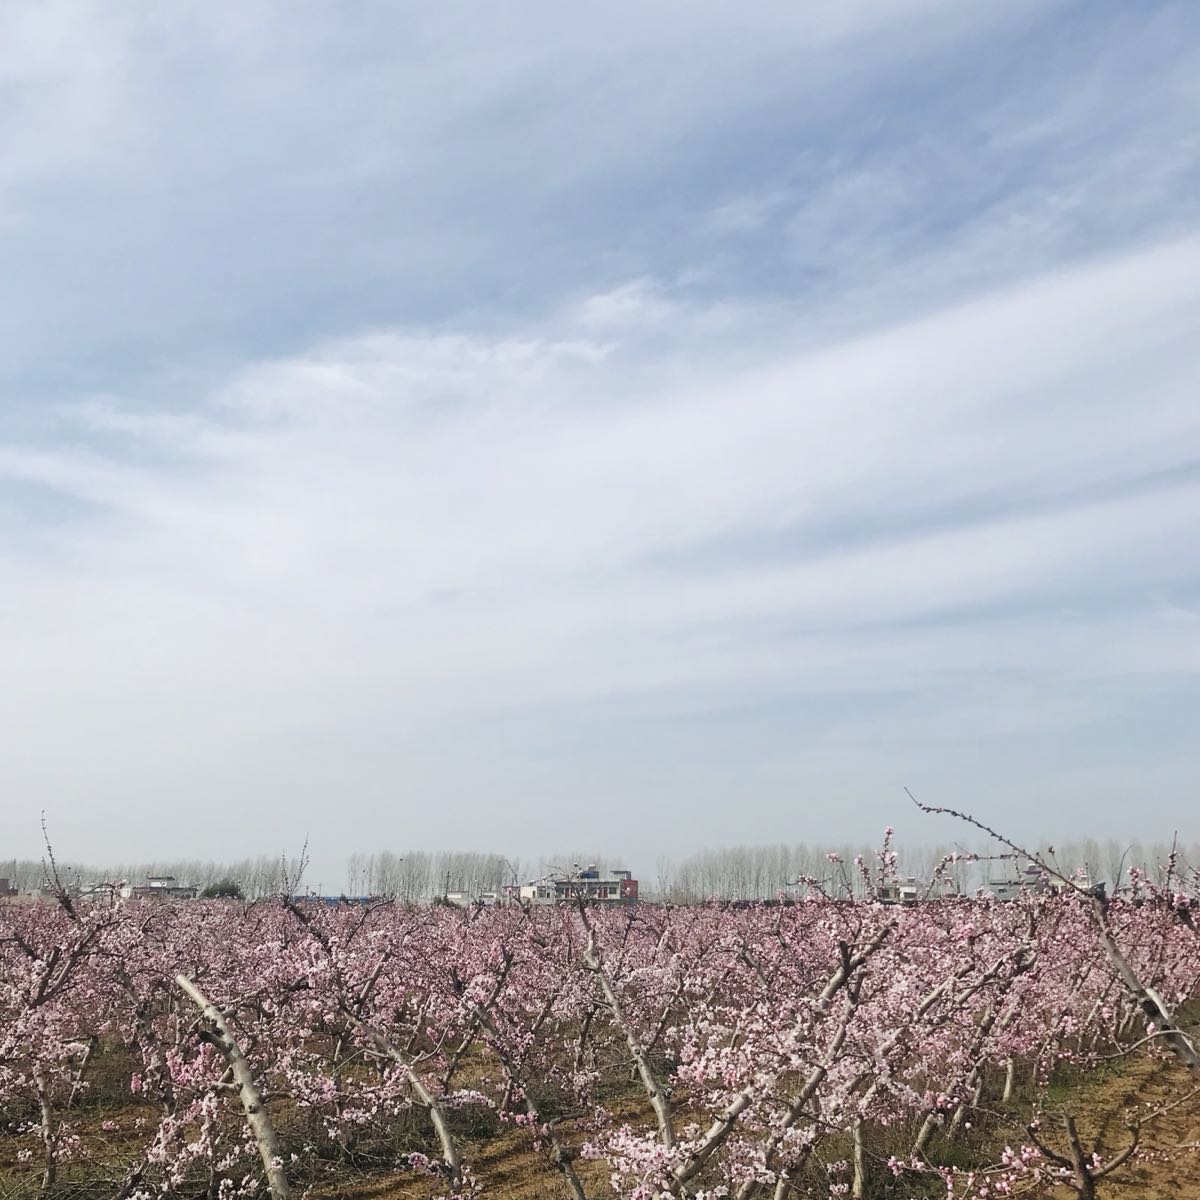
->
[[4, 1055, 1200, 1198]]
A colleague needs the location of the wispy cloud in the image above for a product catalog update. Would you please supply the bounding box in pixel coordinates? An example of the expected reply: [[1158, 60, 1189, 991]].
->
[[3, 235, 1199, 865], [1, 1, 1198, 875]]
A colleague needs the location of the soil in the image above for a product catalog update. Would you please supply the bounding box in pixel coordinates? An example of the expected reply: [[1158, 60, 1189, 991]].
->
[[3, 1058, 1198, 1198], [1047, 1053, 1200, 1199]]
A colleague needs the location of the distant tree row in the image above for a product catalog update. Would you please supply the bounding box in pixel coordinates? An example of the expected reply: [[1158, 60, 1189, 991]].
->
[[344, 849, 624, 900], [2, 854, 305, 899], [2, 848, 621, 901], [652, 836, 1200, 901], [345, 851, 516, 900], [3, 836, 1193, 902]]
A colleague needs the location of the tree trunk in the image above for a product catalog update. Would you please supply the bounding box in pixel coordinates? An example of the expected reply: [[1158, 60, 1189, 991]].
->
[[67, 1036, 97, 1109], [584, 929, 675, 1150], [851, 1119, 866, 1199], [175, 975, 291, 1200], [347, 1016, 463, 1192], [1090, 896, 1200, 1073], [33, 1063, 56, 1199]]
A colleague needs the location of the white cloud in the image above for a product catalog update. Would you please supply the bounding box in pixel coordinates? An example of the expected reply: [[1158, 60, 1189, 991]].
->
[[2, 1, 1198, 874], [0, 237, 1198, 873], [573, 280, 678, 330]]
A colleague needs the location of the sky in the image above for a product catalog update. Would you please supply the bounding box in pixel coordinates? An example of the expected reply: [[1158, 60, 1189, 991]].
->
[[2, 1, 1198, 887]]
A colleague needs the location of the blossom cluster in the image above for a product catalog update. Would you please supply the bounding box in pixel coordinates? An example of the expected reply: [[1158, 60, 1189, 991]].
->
[[1, 880, 1196, 1198]]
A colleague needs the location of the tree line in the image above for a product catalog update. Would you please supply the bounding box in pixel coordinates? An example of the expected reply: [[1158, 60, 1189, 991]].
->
[[4, 835, 1194, 901], [655, 836, 1200, 901], [2, 854, 306, 899], [2, 849, 618, 901]]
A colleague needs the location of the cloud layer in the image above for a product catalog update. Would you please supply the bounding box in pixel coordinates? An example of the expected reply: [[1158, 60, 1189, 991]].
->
[[1, 2, 1198, 880]]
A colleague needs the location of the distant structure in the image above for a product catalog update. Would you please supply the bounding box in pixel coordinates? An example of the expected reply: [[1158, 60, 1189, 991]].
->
[[984, 862, 1091, 901], [520, 866, 638, 906], [876, 878, 921, 905], [121, 875, 198, 901], [876, 877, 960, 905], [81, 880, 124, 902], [444, 890, 504, 908], [0, 872, 200, 904]]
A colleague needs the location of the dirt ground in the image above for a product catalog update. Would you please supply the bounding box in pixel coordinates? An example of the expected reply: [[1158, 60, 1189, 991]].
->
[[310, 1055, 1200, 1200], [3, 1057, 1198, 1199], [1048, 1053, 1200, 1199], [307, 1058, 1200, 1200]]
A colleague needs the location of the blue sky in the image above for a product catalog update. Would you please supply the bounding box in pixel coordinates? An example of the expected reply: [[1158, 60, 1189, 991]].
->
[[2, 1, 1198, 881]]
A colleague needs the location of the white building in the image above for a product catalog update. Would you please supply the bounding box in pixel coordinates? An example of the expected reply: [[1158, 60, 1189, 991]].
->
[[876, 878, 920, 905], [519, 867, 639, 906], [120, 875, 198, 901], [444, 890, 502, 908]]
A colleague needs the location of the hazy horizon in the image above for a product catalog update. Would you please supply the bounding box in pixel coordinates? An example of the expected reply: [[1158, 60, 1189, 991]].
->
[[8, 825, 1195, 903], [2, 2, 1198, 891]]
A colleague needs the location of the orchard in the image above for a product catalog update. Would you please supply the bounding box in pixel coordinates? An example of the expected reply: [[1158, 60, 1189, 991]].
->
[[2, 847, 1198, 1199]]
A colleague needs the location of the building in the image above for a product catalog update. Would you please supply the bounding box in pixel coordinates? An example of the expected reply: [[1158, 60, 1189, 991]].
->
[[81, 880, 124, 903], [983, 863, 1091, 901], [876, 877, 960, 904], [519, 866, 638, 906], [876, 878, 920, 905], [120, 875, 198, 901], [444, 890, 503, 908]]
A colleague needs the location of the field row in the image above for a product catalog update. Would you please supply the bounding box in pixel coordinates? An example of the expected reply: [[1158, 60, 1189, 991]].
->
[[2, 883, 1198, 1199]]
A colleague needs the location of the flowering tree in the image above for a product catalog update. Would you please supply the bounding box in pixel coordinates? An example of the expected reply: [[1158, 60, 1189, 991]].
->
[[2, 834, 1199, 1199]]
